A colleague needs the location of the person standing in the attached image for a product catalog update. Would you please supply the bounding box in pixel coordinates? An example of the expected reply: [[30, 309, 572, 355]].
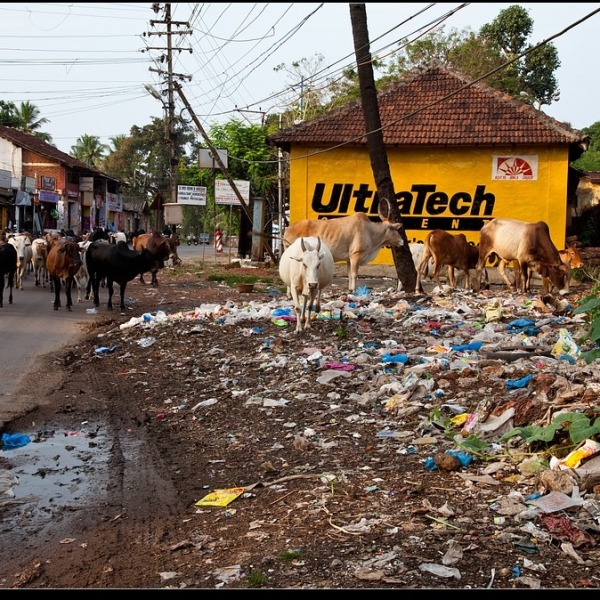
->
[[215, 228, 223, 253]]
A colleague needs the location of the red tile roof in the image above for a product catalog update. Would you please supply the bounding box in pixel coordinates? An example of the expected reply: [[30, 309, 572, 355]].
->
[[0, 124, 117, 180], [266, 64, 589, 152]]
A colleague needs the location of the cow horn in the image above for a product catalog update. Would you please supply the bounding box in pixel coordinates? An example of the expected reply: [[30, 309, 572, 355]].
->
[[316, 237, 321, 251], [301, 238, 306, 252]]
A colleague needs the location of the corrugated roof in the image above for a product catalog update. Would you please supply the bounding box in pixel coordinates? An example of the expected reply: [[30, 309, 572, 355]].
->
[[0, 125, 118, 181], [266, 64, 589, 151]]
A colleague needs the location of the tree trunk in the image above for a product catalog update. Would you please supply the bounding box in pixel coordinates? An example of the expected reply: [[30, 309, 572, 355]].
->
[[349, 3, 417, 293]]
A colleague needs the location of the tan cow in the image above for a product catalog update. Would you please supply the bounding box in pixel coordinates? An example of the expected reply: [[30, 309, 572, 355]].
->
[[475, 218, 570, 294], [31, 238, 48, 288], [283, 212, 404, 291], [46, 238, 83, 311], [416, 230, 482, 292]]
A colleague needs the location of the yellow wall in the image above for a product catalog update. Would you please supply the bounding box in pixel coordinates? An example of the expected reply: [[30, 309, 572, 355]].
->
[[289, 144, 569, 265]]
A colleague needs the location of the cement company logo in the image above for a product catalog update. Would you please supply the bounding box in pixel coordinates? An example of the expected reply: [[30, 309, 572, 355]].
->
[[492, 155, 538, 180]]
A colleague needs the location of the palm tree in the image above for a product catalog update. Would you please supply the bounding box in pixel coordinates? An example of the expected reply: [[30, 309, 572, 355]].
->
[[14, 101, 52, 143], [71, 134, 108, 167], [108, 134, 127, 153]]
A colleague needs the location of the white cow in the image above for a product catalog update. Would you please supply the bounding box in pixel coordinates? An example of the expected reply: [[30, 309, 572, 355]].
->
[[7, 234, 32, 290], [31, 238, 49, 288], [279, 236, 334, 334], [283, 212, 404, 292]]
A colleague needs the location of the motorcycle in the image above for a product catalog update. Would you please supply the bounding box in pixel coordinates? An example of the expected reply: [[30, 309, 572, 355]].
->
[[186, 234, 199, 246]]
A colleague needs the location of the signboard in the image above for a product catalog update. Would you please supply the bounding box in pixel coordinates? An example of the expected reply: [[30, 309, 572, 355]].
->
[[79, 177, 94, 192], [106, 192, 122, 212], [41, 175, 56, 191], [39, 190, 59, 203], [0, 169, 11, 189], [164, 203, 183, 224], [177, 185, 207, 205], [215, 179, 249, 206], [198, 148, 228, 169]]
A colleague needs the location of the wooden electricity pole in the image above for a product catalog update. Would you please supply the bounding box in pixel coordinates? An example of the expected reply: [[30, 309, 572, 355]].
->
[[349, 3, 417, 293]]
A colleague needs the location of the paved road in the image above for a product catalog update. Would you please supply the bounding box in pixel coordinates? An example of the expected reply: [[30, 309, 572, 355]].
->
[[0, 277, 101, 428], [0, 241, 238, 428]]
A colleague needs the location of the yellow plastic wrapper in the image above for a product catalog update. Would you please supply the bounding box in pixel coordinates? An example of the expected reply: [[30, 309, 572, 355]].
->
[[551, 328, 580, 358], [195, 487, 245, 508], [485, 299, 503, 323]]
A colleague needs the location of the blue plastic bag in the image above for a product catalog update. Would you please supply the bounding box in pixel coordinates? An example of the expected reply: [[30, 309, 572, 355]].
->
[[381, 353, 409, 364], [506, 318, 535, 331], [2, 432, 31, 450], [451, 341, 484, 352], [506, 374, 533, 389]]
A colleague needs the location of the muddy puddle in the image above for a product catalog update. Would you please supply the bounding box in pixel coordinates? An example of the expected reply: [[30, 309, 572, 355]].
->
[[0, 422, 110, 535]]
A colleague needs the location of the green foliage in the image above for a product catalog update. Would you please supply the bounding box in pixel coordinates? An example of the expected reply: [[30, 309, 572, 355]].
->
[[503, 412, 600, 446], [0, 100, 20, 128], [246, 569, 268, 587], [572, 121, 600, 172], [573, 284, 600, 363], [279, 549, 302, 563], [376, 5, 560, 112], [71, 134, 108, 168]]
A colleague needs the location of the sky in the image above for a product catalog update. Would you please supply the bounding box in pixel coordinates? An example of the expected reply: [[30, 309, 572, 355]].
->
[[0, 2, 599, 155]]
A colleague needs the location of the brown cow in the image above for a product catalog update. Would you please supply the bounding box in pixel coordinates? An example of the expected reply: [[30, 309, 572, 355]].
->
[[475, 218, 569, 294], [46, 238, 83, 311], [559, 245, 583, 269], [416, 230, 482, 292], [132, 232, 172, 285]]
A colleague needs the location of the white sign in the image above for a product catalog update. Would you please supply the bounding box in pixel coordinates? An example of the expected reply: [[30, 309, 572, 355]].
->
[[198, 148, 228, 169], [79, 176, 94, 192], [215, 179, 249, 205], [177, 185, 207, 205], [492, 155, 538, 180]]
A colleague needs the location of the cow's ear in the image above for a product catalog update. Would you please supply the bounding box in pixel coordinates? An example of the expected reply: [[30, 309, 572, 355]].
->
[[378, 197, 390, 221]]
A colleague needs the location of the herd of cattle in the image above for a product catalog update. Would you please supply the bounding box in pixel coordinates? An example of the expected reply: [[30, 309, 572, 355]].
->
[[0, 228, 181, 312], [0, 213, 586, 330], [280, 213, 585, 333]]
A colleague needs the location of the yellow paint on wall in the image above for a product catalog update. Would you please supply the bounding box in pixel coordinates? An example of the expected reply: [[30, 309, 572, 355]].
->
[[288, 144, 569, 265]]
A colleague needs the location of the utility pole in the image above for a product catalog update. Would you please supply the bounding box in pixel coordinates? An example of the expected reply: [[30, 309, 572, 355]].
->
[[144, 3, 192, 232], [174, 82, 277, 264]]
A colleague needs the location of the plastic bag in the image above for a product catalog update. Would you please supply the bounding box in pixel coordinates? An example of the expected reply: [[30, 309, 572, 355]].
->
[[551, 328, 580, 359], [2, 432, 31, 450]]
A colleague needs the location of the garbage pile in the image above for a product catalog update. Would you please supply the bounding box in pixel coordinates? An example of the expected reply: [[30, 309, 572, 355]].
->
[[86, 280, 600, 587]]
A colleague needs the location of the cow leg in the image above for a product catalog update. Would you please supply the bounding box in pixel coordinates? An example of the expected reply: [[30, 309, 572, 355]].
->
[[290, 287, 303, 333], [52, 276, 61, 310], [446, 265, 457, 288], [496, 259, 515, 291], [64, 277, 73, 311], [348, 257, 359, 292], [520, 261, 530, 293], [139, 273, 146, 285], [151, 270, 158, 286], [119, 282, 128, 315], [107, 280, 115, 310]]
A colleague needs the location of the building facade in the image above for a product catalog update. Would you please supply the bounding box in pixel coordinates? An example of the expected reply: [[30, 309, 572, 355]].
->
[[267, 64, 590, 265], [0, 125, 122, 235]]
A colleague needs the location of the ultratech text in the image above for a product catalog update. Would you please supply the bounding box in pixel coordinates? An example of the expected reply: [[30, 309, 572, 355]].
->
[[310, 183, 496, 231]]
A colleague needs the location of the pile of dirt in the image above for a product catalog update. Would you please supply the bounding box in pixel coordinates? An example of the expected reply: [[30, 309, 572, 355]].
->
[[1, 261, 600, 590]]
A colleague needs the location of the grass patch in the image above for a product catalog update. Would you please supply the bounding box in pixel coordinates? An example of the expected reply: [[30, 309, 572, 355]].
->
[[205, 273, 278, 288], [279, 549, 302, 563], [246, 569, 268, 587]]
